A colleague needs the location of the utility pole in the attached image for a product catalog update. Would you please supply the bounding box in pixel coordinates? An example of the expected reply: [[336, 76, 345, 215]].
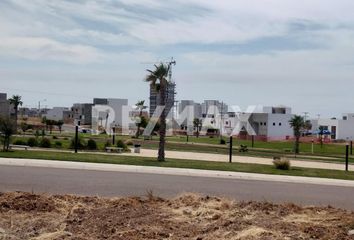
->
[[229, 136, 233, 163], [303, 112, 309, 121], [112, 127, 116, 145], [345, 143, 349, 171], [74, 125, 79, 153]]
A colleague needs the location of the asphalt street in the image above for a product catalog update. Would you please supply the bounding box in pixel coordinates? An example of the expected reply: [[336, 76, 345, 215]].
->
[[1, 165, 354, 210]]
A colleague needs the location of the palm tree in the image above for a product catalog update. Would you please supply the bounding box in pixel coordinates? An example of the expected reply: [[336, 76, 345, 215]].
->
[[145, 63, 170, 161], [289, 115, 305, 154], [135, 100, 147, 138], [8, 95, 23, 131]]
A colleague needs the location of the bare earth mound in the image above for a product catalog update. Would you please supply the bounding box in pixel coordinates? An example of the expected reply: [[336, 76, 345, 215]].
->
[[0, 192, 353, 239]]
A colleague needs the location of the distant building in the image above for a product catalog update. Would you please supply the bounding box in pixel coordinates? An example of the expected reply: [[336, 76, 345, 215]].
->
[[64, 103, 93, 125], [249, 106, 293, 140], [202, 105, 294, 140], [178, 100, 202, 128], [19, 107, 41, 118], [311, 113, 354, 140], [93, 98, 128, 127], [201, 100, 228, 118], [0, 93, 9, 118], [43, 107, 69, 121], [149, 82, 176, 117]]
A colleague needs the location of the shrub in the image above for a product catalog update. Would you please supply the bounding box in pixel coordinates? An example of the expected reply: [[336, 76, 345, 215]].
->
[[220, 139, 226, 145], [40, 138, 51, 148], [124, 139, 133, 146], [104, 140, 112, 148], [54, 141, 62, 148], [13, 139, 27, 145], [87, 139, 97, 150], [70, 137, 86, 150], [27, 137, 38, 147], [35, 130, 41, 138], [273, 157, 291, 170], [52, 135, 58, 139], [116, 139, 128, 150]]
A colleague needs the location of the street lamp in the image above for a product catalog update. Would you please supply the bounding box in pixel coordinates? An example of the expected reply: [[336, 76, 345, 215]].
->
[[38, 99, 47, 114]]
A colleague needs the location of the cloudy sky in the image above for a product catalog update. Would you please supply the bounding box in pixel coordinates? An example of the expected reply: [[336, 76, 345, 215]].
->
[[1, 0, 354, 118]]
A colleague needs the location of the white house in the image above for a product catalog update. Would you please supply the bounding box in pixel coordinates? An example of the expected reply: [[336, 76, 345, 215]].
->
[[311, 113, 354, 140], [223, 106, 294, 140], [43, 107, 69, 121]]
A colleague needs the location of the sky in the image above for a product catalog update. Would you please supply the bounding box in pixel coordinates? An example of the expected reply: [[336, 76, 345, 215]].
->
[[1, 0, 354, 118]]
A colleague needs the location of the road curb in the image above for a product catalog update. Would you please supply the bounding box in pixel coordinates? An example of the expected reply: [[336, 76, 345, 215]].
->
[[1, 157, 354, 187]]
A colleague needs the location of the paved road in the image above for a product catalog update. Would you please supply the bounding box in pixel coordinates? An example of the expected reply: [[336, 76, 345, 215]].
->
[[1, 165, 354, 210]]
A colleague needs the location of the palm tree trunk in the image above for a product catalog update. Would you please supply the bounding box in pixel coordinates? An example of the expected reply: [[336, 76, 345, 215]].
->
[[14, 108, 18, 133], [158, 83, 167, 162], [295, 136, 300, 154]]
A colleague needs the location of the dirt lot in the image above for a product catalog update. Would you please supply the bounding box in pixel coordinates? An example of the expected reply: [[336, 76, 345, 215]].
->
[[0, 192, 353, 240]]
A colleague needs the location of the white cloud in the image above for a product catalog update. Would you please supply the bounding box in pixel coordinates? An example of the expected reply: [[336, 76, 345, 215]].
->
[[0, 37, 102, 63]]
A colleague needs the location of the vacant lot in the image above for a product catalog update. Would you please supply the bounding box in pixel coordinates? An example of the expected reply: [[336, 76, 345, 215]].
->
[[0, 192, 353, 239]]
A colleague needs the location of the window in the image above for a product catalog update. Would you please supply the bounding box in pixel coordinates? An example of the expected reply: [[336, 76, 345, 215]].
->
[[264, 122, 267, 126], [279, 122, 282, 126], [260, 122, 263, 126], [273, 122, 276, 126]]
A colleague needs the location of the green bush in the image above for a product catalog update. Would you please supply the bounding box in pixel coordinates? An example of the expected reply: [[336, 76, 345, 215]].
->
[[70, 137, 86, 150], [54, 141, 62, 148], [13, 139, 27, 145], [104, 140, 112, 148], [220, 139, 226, 145], [52, 135, 58, 139], [273, 157, 291, 170], [124, 139, 133, 146], [27, 137, 38, 147], [116, 139, 128, 150], [87, 139, 97, 150], [40, 138, 51, 148]]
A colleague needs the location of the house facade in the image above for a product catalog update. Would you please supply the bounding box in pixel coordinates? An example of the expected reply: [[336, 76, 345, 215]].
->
[[311, 113, 354, 141]]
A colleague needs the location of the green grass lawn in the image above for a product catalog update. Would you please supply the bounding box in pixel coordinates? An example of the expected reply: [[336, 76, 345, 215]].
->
[[0, 150, 354, 181], [11, 134, 353, 163]]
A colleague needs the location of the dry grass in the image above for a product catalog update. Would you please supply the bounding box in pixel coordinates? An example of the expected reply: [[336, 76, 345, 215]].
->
[[0, 192, 353, 239]]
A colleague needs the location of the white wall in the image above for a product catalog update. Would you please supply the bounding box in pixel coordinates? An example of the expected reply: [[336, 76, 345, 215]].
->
[[267, 114, 294, 139], [43, 107, 68, 121], [107, 98, 128, 126], [312, 117, 354, 140]]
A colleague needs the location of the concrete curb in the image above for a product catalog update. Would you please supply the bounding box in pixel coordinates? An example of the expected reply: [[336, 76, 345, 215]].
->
[[1, 157, 354, 187]]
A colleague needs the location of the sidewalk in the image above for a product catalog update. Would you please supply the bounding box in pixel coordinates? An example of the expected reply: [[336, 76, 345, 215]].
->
[[1, 157, 354, 187], [23, 147, 353, 171], [122, 149, 353, 171]]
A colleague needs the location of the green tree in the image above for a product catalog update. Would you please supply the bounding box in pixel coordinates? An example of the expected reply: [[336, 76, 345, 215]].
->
[[289, 115, 305, 154], [0, 117, 16, 151], [45, 119, 55, 134], [56, 120, 64, 133], [8, 95, 23, 131], [193, 118, 202, 138], [135, 100, 147, 138], [145, 63, 171, 161]]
